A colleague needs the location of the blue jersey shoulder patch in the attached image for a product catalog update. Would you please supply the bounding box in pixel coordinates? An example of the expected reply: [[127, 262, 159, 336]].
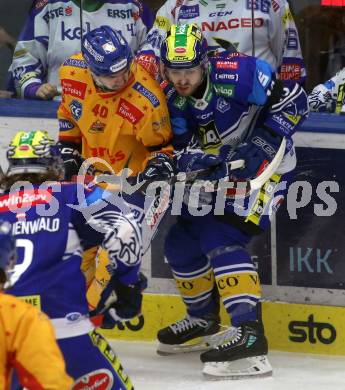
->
[[210, 53, 273, 106]]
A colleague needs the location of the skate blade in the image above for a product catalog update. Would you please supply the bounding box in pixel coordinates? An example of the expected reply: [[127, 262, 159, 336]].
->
[[203, 355, 273, 380], [157, 336, 214, 355]]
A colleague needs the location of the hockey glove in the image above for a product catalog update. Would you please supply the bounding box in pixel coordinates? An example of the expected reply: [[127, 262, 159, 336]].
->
[[220, 128, 283, 180], [137, 153, 175, 185], [177, 151, 229, 181], [59, 141, 94, 181], [91, 272, 148, 329]]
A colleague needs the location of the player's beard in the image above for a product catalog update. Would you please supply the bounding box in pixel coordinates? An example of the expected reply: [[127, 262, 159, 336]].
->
[[164, 66, 207, 97]]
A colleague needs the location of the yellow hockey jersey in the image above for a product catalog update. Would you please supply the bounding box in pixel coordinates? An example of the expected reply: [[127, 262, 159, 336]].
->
[[58, 53, 172, 175], [0, 293, 73, 390]]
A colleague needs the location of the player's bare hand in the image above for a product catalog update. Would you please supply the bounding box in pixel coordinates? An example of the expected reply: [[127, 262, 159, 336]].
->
[[36, 83, 59, 100]]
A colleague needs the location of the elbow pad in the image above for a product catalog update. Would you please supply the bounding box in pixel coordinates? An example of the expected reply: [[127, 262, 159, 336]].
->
[[264, 82, 309, 138]]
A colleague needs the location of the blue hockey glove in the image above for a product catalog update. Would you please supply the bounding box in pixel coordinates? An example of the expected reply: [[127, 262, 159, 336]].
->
[[91, 272, 148, 329], [138, 153, 175, 184], [220, 128, 283, 180], [177, 151, 229, 181]]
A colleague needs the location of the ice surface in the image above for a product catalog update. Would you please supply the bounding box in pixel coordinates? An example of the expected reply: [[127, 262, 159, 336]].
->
[[112, 341, 345, 390]]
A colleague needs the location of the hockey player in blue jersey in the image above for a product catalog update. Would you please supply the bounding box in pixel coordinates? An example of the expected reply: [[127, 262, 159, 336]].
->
[[0, 221, 74, 389], [1, 130, 148, 389], [157, 23, 309, 379]]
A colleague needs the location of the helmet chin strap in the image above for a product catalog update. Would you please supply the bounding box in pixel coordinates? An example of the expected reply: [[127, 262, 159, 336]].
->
[[92, 68, 131, 92]]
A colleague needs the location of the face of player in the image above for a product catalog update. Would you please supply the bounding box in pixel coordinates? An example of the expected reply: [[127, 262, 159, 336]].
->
[[93, 68, 130, 91], [165, 65, 204, 96]]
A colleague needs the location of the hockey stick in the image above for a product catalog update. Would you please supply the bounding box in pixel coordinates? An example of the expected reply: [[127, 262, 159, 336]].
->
[[94, 137, 286, 191], [248, 136, 286, 190], [94, 158, 245, 187]]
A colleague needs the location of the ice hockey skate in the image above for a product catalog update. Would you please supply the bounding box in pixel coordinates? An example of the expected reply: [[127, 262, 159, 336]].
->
[[200, 321, 273, 380], [157, 313, 221, 355]]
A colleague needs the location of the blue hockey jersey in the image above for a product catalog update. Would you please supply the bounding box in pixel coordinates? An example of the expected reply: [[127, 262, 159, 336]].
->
[[166, 53, 309, 175], [4, 181, 144, 339]]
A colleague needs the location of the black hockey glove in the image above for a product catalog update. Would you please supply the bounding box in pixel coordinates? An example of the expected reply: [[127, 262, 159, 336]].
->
[[59, 141, 94, 181], [90, 272, 148, 329], [137, 152, 175, 186]]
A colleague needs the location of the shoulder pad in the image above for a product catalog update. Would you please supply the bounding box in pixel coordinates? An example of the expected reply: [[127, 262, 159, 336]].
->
[[209, 54, 273, 106], [265, 83, 309, 137]]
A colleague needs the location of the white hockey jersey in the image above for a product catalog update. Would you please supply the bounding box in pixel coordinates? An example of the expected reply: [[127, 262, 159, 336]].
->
[[139, 0, 305, 83], [308, 68, 345, 113], [9, 0, 153, 98]]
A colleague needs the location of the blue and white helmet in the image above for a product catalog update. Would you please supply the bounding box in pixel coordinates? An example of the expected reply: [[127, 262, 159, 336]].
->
[[82, 25, 133, 76]]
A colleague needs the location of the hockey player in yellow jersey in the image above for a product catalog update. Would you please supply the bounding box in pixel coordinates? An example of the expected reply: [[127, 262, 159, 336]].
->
[[58, 25, 172, 177], [0, 221, 73, 390], [58, 25, 174, 315]]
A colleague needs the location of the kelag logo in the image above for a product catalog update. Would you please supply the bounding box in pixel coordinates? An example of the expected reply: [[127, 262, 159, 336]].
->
[[61, 21, 91, 41], [289, 314, 336, 344]]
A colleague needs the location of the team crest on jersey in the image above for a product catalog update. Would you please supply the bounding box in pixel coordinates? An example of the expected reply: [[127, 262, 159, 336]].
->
[[87, 211, 142, 267], [216, 97, 231, 113], [69, 100, 83, 120], [89, 120, 106, 133]]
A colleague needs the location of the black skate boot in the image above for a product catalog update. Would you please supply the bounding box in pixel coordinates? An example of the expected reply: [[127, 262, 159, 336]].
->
[[157, 313, 221, 355], [200, 321, 272, 379]]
